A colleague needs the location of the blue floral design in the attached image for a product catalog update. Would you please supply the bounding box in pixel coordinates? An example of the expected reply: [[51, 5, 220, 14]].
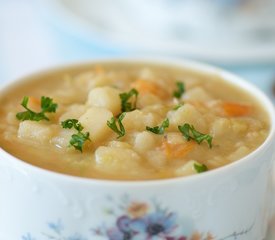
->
[[130, 212, 177, 238], [22, 220, 88, 240], [48, 219, 63, 235], [66, 233, 87, 240], [92, 198, 189, 240], [22, 196, 221, 240], [22, 233, 36, 240]]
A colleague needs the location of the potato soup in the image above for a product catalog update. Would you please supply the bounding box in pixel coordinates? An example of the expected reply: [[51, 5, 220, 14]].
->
[[0, 63, 269, 180]]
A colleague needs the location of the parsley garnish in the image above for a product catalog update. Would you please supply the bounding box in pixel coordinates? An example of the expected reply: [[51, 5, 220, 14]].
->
[[69, 132, 90, 152], [178, 123, 213, 148], [194, 162, 208, 173], [173, 103, 183, 110], [173, 82, 185, 99], [61, 119, 90, 152], [107, 112, 126, 138], [61, 119, 83, 132], [16, 96, 58, 121], [146, 118, 169, 135], [120, 89, 138, 112]]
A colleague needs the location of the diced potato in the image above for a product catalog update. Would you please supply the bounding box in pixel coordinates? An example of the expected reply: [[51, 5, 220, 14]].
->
[[183, 87, 212, 102], [165, 132, 185, 145], [51, 129, 75, 149], [174, 160, 200, 176], [6, 112, 18, 125], [59, 104, 87, 122], [146, 149, 167, 168], [108, 140, 132, 149], [134, 131, 159, 153], [211, 118, 231, 138], [79, 107, 113, 143], [137, 93, 162, 108], [228, 146, 250, 161], [211, 118, 248, 139], [87, 87, 121, 116], [95, 146, 142, 174], [123, 110, 158, 132], [18, 121, 55, 144], [231, 119, 248, 135], [168, 103, 206, 132]]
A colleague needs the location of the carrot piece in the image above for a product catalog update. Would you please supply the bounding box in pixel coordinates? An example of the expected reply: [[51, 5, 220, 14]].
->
[[131, 79, 168, 99], [162, 140, 195, 159], [28, 96, 41, 112], [222, 102, 251, 117]]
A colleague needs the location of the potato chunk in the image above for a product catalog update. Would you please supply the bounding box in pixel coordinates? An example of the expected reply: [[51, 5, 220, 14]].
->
[[79, 107, 113, 143], [183, 87, 212, 102], [174, 160, 200, 176], [95, 146, 142, 174], [87, 87, 121, 116], [18, 121, 54, 144], [51, 129, 75, 149], [168, 103, 206, 132], [123, 110, 157, 132], [59, 104, 87, 122], [134, 131, 159, 153]]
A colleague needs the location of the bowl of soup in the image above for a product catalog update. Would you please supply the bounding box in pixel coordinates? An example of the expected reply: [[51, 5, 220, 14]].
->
[[0, 58, 274, 239]]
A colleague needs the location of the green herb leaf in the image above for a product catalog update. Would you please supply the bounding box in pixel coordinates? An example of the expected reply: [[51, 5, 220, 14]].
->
[[61, 119, 84, 132], [69, 131, 90, 152], [107, 112, 126, 138], [146, 118, 169, 135], [173, 82, 185, 99], [119, 89, 139, 112], [61, 119, 90, 152], [40, 96, 58, 113], [194, 162, 208, 173], [173, 103, 183, 110], [16, 96, 58, 122], [178, 123, 213, 148]]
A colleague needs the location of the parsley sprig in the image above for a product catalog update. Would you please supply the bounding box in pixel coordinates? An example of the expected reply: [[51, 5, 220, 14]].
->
[[16, 96, 58, 121], [178, 123, 213, 148], [107, 112, 126, 139], [146, 118, 169, 135], [194, 162, 208, 173], [173, 103, 183, 110], [173, 82, 185, 99], [119, 89, 138, 112], [61, 119, 91, 152]]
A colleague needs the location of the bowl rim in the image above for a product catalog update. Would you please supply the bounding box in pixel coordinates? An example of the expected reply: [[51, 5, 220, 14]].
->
[[0, 56, 274, 187]]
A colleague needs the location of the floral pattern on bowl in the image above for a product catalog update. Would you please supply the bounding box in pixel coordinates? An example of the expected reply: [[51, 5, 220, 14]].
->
[[22, 194, 255, 240]]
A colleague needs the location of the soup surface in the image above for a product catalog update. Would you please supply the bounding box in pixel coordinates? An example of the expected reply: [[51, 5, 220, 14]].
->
[[0, 63, 269, 180]]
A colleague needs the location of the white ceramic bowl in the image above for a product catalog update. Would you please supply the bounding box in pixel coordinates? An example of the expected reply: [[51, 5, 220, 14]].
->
[[0, 58, 275, 240]]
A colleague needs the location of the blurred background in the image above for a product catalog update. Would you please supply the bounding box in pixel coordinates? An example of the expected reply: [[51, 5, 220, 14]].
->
[[0, 0, 274, 102]]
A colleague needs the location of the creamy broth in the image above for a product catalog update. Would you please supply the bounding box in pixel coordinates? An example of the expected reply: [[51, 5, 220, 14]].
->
[[0, 63, 269, 180]]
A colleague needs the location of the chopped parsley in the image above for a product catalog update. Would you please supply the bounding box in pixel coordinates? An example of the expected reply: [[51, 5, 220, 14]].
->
[[194, 162, 208, 173], [146, 118, 169, 135], [173, 103, 183, 110], [61, 119, 90, 152], [119, 89, 138, 112], [107, 112, 126, 139], [16, 96, 58, 121], [69, 132, 90, 152], [61, 119, 83, 132], [173, 82, 185, 99], [178, 123, 213, 148]]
